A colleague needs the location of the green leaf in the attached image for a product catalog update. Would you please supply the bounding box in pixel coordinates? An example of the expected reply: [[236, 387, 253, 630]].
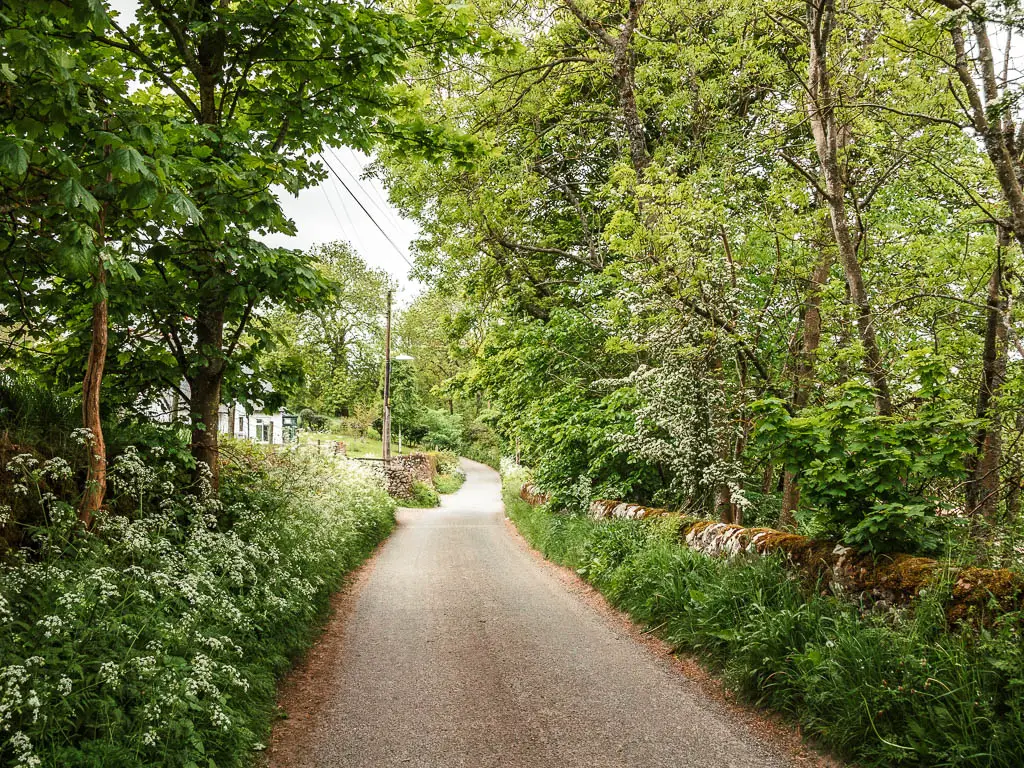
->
[[57, 178, 100, 213], [0, 138, 28, 176], [109, 146, 152, 179], [122, 179, 158, 209], [166, 191, 203, 223]]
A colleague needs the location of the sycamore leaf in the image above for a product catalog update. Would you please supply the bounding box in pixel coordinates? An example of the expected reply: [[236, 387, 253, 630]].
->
[[74, 0, 109, 31], [93, 131, 125, 150], [0, 138, 28, 176], [58, 178, 100, 213], [166, 191, 203, 223], [110, 146, 152, 179], [106, 251, 140, 282], [122, 179, 158, 209]]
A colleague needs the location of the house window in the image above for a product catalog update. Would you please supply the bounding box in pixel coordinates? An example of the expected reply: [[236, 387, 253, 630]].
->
[[237, 416, 245, 435], [255, 420, 273, 443], [282, 413, 298, 443]]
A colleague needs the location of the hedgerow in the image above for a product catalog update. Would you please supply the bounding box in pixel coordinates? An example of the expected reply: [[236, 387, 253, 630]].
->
[[0, 446, 394, 767]]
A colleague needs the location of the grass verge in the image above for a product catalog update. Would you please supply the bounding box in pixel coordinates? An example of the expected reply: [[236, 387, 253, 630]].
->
[[0, 449, 395, 767], [398, 480, 440, 508], [502, 477, 1024, 768]]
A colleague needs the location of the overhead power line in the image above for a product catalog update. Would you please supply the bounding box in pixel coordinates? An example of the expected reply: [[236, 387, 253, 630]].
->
[[331, 148, 406, 232], [320, 185, 348, 234], [318, 152, 413, 268], [324, 167, 365, 255]]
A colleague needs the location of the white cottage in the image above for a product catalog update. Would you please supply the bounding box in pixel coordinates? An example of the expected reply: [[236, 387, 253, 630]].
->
[[147, 380, 295, 446], [224, 407, 286, 445]]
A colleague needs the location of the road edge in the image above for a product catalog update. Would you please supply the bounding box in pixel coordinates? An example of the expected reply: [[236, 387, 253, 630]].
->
[[500, 513, 844, 768], [263, 533, 391, 767]]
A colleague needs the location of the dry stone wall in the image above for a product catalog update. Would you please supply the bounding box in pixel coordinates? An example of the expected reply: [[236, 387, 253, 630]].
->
[[519, 483, 550, 506], [521, 486, 1024, 622], [384, 453, 437, 499]]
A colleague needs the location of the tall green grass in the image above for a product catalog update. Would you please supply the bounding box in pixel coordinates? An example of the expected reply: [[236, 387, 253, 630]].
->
[[434, 472, 466, 494], [504, 490, 1024, 767], [0, 371, 79, 454]]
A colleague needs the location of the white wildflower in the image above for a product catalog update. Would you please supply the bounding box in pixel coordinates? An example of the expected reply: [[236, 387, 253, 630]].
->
[[98, 662, 120, 686], [8, 731, 41, 768]]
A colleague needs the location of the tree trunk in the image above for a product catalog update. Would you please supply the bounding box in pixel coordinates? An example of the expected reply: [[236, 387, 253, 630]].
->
[[716, 483, 736, 525], [1005, 412, 1024, 526], [189, 305, 225, 490], [79, 138, 112, 526], [186, 23, 229, 490], [761, 463, 774, 495], [613, 45, 650, 174], [79, 252, 108, 526], [805, 0, 893, 417], [780, 242, 833, 528], [969, 239, 1008, 521], [563, 0, 650, 175]]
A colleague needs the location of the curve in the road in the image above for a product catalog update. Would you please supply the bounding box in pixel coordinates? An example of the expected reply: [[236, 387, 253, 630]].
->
[[270, 459, 793, 768]]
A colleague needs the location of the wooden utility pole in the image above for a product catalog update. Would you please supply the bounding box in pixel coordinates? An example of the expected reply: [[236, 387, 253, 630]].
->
[[383, 288, 393, 462]]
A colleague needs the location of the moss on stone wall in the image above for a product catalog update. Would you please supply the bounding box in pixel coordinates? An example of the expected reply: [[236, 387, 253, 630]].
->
[[521, 487, 1024, 622], [520, 483, 550, 506]]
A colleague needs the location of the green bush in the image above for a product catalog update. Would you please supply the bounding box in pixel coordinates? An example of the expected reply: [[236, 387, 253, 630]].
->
[[0, 371, 80, 455], [298, 407, 328, 431], [432, 451, 460, 476], [400, 480, 440, 508], [434, 472, 465, 494], [504, 490, 1024, 767], [416, 409, 464, 452], [0, 449, 395, 767], [752, 375, 975, 554], [464, 442, 501, 469]]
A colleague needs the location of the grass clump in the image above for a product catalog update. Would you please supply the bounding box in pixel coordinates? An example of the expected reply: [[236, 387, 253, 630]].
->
[[434, 471, 466, 494], [503, 488, 1024, 767], [400, 480, 440, 508], [0, 448, 395, 767]]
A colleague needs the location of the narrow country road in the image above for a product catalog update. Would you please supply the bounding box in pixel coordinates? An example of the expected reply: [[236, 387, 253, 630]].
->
[[270, 459, 794, 768]]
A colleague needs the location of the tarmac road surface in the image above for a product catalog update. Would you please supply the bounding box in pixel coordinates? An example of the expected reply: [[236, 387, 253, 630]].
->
[[271, 458, 792, 768]]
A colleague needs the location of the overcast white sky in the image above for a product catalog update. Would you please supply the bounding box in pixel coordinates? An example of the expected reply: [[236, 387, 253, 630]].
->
[[106, 0, 421, 296]]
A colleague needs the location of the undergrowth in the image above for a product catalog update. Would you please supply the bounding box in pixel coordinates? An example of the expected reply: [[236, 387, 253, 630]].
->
[[434, 471, 465, 494], [0, 447, 395, 767], [502, 477, 1024, 767], [400, 480, 440, 508]]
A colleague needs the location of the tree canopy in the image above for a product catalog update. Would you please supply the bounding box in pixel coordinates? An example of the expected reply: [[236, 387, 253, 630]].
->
[[376, 0, 1024, 555], [2, 0, 484, 507]]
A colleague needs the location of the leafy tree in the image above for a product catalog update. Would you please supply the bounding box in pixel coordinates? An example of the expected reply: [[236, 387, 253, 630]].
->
[[395, 289, 469, 414], [376, 0, 1024, 555], [80, 0, 479, 488], [753, 373, 977, 553], [262, 242, 392, 415], [1, 0, 197, 520], [388, 355, 421, 442]]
